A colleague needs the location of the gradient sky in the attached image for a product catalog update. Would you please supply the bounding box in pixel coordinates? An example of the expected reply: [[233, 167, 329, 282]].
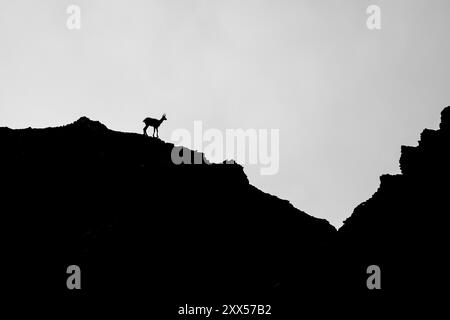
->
[[1, 0, 449, 227]]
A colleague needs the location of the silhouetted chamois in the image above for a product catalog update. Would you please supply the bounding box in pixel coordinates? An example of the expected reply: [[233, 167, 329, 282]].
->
[[143, 114, 167, 138]]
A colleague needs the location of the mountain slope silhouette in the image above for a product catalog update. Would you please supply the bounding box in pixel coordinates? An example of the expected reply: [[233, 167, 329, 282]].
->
[[1, 116, 336, 313], [1, 108, 449, 316]]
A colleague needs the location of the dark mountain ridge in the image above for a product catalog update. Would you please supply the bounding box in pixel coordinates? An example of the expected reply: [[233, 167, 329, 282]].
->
[[1, 107, 449, 316], [1, 115, 336, 314]]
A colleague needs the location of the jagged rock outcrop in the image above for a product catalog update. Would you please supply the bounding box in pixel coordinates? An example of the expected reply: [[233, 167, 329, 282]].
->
[[339, 106, 450, 309]]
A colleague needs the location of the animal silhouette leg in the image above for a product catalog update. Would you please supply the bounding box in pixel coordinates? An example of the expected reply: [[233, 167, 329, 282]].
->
[[143, 125, 149, 136]]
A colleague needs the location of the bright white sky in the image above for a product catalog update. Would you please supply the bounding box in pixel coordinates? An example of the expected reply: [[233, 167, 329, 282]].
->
[[1, 0, 449, 227]]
